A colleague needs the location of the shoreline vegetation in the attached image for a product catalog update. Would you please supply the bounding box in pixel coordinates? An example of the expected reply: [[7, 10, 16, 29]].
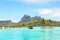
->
[[0, 15, 60, 29]]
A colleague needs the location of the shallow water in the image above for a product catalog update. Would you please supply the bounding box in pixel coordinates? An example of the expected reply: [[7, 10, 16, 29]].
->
[[0, 26, 60, 40]]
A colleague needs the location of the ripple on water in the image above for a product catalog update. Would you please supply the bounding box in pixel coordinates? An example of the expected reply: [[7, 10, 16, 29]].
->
[[0, 26, 60, 40]]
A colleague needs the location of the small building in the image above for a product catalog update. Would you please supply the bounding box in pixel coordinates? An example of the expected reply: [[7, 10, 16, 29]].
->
[[28, 25, 33, 29]]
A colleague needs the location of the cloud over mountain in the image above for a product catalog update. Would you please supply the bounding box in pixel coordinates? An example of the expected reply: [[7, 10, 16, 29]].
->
[[32, 7, 60, 17]]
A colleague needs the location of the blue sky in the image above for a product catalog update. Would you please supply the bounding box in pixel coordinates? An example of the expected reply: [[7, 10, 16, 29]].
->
[[0, 0, 60, 22]]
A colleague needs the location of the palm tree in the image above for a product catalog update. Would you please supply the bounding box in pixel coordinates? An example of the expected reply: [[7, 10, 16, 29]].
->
[[40, 18, 46, 26], [47, 19, 54, 26]]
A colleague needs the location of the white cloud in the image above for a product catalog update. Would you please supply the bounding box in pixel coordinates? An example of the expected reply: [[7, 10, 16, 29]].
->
[[8, 0, 56, 4], [36, 9, 53, 14], [51, 8, 60, 17], [52, 13, 60, 17], [11, 20, 19, 23], [22, 0, 54, 3], [32, 7, 60, 17]]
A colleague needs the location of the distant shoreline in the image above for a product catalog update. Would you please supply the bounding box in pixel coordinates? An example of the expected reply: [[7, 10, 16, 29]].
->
[[0, 26, 60, 30]]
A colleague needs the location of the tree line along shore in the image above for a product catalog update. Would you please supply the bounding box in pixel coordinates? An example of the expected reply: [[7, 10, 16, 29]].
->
[[0, 15, 60, 28]]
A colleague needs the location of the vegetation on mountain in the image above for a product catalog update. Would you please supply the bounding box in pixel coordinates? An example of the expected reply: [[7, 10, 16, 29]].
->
[[0, 15, 60, 28]]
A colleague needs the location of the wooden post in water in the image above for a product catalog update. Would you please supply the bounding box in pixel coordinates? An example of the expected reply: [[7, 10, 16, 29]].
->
[[0, 26, 2, 29]]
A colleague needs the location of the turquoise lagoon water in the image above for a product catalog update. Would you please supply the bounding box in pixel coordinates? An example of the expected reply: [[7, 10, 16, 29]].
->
[[0, 26, 60, 40]]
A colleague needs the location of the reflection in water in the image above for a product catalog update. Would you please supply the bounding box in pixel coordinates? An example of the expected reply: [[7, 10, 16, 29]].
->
[[0, 26, 60, 40], [41, 26, 54, 40]]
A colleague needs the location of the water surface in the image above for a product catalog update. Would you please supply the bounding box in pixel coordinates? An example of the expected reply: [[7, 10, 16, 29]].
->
[[0, 26, 60, 40]]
